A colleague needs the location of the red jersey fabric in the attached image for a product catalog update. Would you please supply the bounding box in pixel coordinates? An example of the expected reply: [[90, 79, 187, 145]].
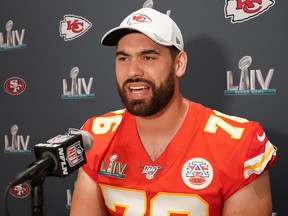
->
[[81, 100, 276, 216]]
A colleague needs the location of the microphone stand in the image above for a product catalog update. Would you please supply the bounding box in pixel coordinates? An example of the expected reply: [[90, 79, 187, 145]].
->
[[30, 173, 47, 216], [27, 157, 54, 216]]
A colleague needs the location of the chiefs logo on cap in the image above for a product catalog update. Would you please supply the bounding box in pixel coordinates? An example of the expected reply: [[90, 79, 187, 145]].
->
[[127, 13, 152, 25]]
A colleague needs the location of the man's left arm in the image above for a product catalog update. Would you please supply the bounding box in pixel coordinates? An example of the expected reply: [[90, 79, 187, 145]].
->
[[222, 170, 272, 216]]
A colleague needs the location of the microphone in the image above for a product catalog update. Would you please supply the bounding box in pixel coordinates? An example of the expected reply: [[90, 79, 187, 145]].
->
[[9, 129, 93, 186]]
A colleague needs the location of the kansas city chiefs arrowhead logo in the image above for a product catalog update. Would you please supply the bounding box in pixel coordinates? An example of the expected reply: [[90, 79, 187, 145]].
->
[[225, 0, 275, 23], [60, 14, 92, 41]]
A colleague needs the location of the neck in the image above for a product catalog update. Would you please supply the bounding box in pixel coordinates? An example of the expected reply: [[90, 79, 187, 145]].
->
[[135, 95, 189, 161], [136, 95, 188, 131]]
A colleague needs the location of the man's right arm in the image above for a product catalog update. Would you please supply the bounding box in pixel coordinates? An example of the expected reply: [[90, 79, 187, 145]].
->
[[70, 168, 110, 216]]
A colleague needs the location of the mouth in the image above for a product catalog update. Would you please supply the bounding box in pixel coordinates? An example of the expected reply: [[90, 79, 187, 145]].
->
[[125, 82, 151, 99], [129, 85, 150, 94]]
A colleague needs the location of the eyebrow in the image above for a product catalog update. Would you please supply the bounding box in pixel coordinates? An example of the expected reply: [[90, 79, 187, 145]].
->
[[116, 49, 160, 57], [116, 51, 128, 57]]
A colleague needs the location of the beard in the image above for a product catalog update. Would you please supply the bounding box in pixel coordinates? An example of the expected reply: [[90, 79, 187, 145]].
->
[[117, 67, 175, 117]]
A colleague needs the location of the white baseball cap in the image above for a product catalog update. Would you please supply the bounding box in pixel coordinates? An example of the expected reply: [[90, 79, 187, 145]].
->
[[101, 7, 184, 51]]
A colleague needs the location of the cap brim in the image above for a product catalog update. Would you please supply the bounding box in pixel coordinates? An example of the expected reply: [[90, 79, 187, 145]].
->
[[101, 27, 133, 46], [101, 26, 173, 47]]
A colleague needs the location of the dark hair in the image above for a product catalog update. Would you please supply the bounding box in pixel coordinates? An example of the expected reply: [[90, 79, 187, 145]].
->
[[169, 46, 181, 60]]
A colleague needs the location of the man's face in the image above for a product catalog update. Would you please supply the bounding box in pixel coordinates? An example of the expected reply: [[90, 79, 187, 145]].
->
[[115, 33, 176, 117]]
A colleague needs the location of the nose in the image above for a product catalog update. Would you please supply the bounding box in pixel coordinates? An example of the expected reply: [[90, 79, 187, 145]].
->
[[127, 59, 144, 78]]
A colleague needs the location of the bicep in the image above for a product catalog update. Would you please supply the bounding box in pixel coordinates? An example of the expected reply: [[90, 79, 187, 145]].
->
[[70, 168, 109, 216], [222, 170, 272, 216]]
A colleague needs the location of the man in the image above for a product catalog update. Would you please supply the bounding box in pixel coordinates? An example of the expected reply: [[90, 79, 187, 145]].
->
[[70, 3, 276, 216]]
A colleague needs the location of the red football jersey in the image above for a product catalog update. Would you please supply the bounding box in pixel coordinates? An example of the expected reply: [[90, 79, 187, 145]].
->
[[81, 100, 276, 216]]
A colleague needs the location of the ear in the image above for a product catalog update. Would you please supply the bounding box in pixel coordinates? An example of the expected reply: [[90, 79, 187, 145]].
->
[[175, 51, 188, 77]]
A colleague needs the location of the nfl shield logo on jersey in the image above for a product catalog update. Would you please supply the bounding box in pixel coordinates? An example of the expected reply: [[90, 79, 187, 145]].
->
[[181, 158, 213, 190]]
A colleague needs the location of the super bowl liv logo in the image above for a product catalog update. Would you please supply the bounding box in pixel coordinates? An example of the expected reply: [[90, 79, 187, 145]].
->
[[4, 125, 31, 153], [62, 67, 95, 99], [224, 56, 276, 95], [0, 20, 27, 51]]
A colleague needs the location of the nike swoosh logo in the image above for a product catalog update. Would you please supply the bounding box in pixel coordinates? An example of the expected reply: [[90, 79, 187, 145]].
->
[[257, 132, 266, 142]]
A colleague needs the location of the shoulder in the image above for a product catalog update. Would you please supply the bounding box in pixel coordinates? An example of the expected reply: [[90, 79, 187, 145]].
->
[[187, 100, 259, 136], [81, 109, 129, 134], [80, 109, 131, 180]]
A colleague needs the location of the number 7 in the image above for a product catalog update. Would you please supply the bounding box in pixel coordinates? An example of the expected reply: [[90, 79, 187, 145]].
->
[[204, 111, 248, 139]]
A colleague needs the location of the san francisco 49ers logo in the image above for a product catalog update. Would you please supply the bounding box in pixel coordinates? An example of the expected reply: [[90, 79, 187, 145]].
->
[[9, 183, 30, 198], [182, 158, 213, 190], [4, 77, 26, 95], [225, 0, 275, 23]]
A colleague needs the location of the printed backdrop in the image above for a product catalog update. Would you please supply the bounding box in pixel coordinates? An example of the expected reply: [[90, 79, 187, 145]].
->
[[1, 0, 287, 215]]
